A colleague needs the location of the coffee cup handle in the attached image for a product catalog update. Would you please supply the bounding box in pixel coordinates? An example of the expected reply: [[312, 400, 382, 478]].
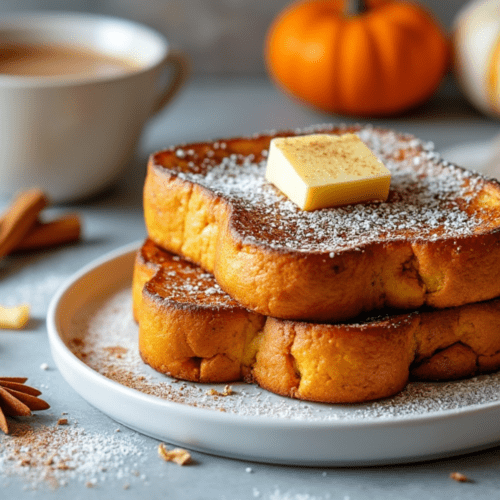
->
[[151, 49, 190, 116]]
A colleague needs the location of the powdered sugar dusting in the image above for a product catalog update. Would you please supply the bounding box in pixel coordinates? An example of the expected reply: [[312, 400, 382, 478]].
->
[[151, 267, 237, 307], [140, 244, 237, 306], [0, 420, 148, 490], [69, 287, 500, 421], [164, 125, 492, 253], [268, 489, 329, 500]]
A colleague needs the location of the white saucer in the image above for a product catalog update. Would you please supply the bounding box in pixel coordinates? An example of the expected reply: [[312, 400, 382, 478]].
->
[[47, 242, 500, 466]]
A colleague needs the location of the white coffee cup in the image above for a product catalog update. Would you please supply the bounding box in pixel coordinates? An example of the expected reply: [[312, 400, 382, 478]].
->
[[0, 12, 189, 203]]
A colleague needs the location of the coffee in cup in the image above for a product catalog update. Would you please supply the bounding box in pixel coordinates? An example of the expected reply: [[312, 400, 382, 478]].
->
[[0, 13, 189, 203], [0, 41, 141, 77]]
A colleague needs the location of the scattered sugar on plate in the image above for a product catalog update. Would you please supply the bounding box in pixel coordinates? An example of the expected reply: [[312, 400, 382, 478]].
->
[[67, 287, 500, 422]]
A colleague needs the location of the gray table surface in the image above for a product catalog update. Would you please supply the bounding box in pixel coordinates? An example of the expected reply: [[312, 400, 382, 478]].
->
[[2, 75, 500, 499]]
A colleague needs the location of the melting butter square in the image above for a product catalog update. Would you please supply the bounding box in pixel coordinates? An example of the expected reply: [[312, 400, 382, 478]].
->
[[265, 133, 391, 211]]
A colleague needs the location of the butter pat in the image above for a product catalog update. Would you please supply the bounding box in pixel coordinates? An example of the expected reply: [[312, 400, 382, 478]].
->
[[265, 133, 391, 211]]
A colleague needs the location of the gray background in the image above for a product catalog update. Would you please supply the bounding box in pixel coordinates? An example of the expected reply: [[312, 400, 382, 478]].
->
[[0, 0, 472, 75]]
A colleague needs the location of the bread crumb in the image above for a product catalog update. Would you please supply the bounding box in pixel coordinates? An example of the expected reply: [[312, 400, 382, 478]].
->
[[206, 385, 234, 397], [57, 418, 68, 426], [158, 443, 191, 465], [40, 363, 49, 370], [450, 472, 471, 483]]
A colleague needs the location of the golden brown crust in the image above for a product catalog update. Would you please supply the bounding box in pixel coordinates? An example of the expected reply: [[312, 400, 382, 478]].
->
[[133, 239, 500, 403], [134, 239, 265, 383], [252, 317, 416, 403], [144, 125, 500, 322]]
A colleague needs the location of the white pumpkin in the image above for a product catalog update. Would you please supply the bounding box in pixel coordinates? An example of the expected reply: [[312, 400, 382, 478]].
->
[[453, 0, 500, 117]]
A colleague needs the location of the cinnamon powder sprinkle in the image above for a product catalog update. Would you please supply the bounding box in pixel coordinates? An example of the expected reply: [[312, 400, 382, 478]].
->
[[103, 346, 128, 358]]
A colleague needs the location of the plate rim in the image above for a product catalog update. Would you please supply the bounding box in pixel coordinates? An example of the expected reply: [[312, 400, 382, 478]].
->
[[440, 139, 495, 174]]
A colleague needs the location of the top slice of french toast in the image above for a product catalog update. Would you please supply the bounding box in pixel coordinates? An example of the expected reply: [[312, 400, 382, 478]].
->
[[144, 124, 500, 322]]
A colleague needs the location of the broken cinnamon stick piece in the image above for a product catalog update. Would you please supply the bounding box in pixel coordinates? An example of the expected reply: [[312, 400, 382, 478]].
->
[[14, 214, 81, 251], [0, 189, 48, 259]]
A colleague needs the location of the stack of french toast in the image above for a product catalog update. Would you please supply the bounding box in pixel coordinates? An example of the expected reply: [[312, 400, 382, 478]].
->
[[132, 124, 500, 403]]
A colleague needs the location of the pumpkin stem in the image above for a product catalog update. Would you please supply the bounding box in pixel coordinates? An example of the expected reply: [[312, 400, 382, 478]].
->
[[345, 0, 367, 16]]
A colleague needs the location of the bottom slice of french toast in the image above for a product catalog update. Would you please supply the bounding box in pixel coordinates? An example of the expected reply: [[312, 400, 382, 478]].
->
[[133, 239, 500, 404]]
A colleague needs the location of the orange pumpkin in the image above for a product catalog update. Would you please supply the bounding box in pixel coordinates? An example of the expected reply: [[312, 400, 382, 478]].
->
[[265, 0, 450, 116]]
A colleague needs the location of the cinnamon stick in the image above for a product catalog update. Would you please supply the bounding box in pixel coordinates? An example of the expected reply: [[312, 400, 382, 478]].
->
[[14, 214, 81, 251], [0, 189, 48, 259]]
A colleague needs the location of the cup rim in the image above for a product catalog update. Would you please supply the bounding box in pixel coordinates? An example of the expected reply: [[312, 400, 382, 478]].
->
[[0, 11, 170, 88]]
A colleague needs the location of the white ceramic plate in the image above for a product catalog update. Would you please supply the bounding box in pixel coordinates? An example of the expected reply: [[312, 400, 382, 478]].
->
[[441, 138, 500, 179], [47, 242, 500, 466]]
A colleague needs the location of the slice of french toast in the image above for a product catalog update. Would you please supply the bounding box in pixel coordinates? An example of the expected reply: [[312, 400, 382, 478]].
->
[[134, 239, 500, 404], [144, 125, 500, 323]]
